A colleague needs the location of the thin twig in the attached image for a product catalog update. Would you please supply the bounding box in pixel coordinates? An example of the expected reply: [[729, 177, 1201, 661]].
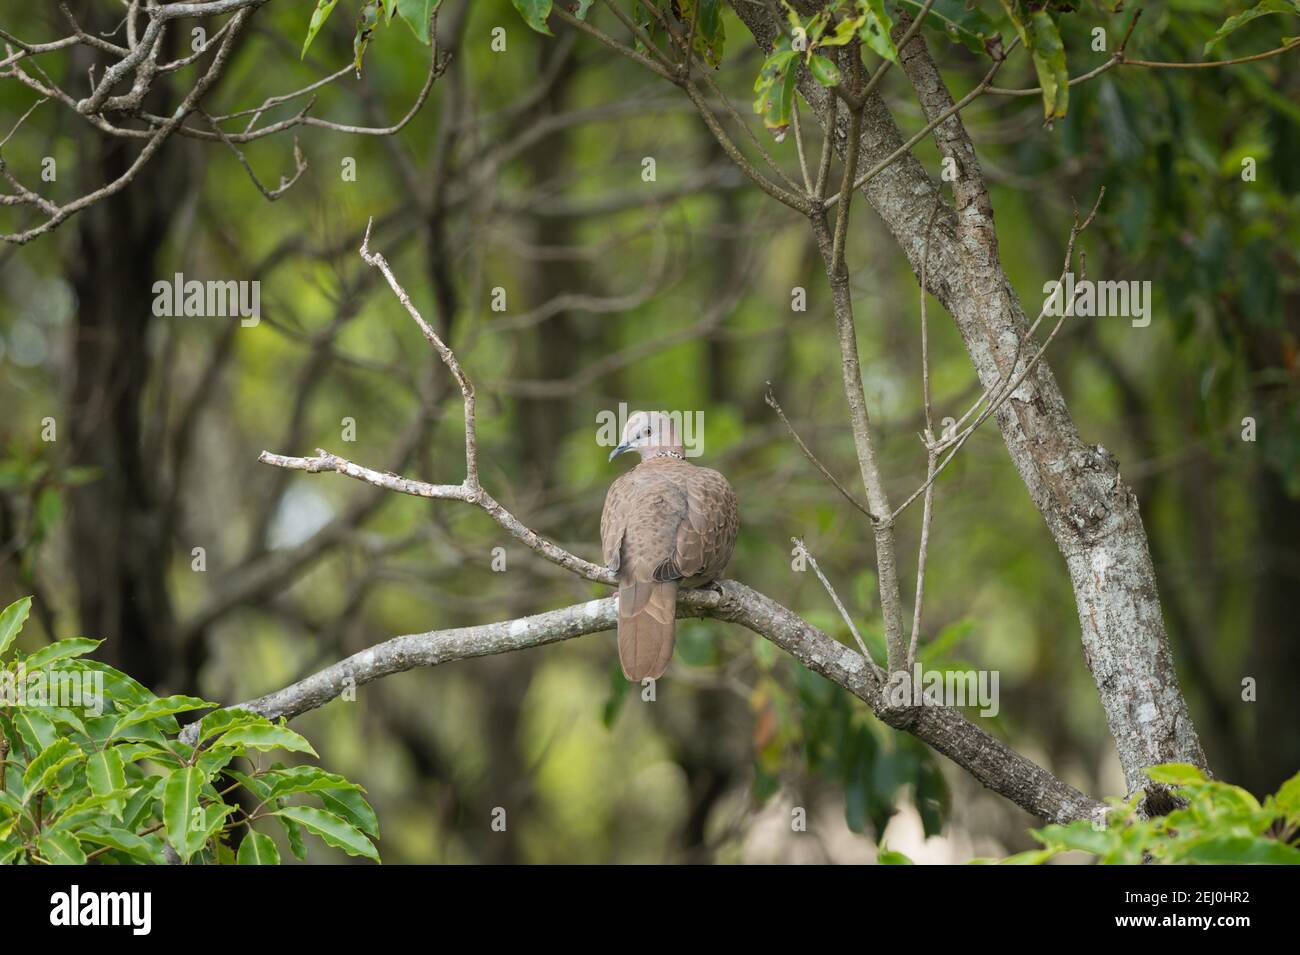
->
[[359, 217, 477, 488], [765, 383, 875, 519], [824, 36, 1020, 209], [890, 189, 1107, 520], [906, 195, 945, 670], [793, 538, 885, 681]]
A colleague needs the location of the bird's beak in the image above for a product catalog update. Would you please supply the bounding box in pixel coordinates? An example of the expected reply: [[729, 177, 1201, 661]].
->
[[608, 442, 632, 463]]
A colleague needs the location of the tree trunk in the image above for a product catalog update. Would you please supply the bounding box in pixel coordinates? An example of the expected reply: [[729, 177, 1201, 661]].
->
[[728, 4, 1207, 799], [63, 12, 187, 689]]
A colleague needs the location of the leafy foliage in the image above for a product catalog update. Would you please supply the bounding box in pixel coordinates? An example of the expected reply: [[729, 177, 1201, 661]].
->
[[301, 0, 342, 58], [738, 0, 1299, 130], [1205, 1, 1300, 55], [749, 1, 900, 139], [750, 656, 950, 840], [512, 0, 556, 37], [891, 0, 1001, 56], [300, 0, 442, 66], [993, 763, 1300, 864], [999, 0, 1070, 120], [677, 0, 727, 68], [0, 597, 378, 865], [0, 445, 97, 588]]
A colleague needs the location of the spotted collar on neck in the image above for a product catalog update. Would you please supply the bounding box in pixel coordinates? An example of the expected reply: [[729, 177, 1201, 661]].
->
[[650, 450, 685, 461]]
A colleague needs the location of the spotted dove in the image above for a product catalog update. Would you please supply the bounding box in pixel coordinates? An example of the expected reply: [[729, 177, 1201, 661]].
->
[[601, 410, 738, 681]]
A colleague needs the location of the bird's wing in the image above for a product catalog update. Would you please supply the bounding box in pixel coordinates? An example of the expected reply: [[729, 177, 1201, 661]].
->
[[600, 472, 630, 572], [662, 465, 738, 582]]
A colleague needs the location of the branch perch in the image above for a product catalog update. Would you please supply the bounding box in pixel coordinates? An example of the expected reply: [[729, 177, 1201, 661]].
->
[[205, 216, 1107, 828]]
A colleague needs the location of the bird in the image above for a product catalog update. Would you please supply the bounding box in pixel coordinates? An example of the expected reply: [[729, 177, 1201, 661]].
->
[[601, 410, 738, 681]]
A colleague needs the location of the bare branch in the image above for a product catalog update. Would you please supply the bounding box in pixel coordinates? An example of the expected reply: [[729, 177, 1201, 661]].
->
[[793, 538, 885, 680], [907, 196, 945, 672], [764, 383, 874, 520], [179, 577, 1102, 825], [202, 115, 307, 201], [360, 217, 478, 488]]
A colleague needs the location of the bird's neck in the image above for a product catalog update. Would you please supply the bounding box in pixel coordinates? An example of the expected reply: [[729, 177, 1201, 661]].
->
[[641, 449, 685, 462]]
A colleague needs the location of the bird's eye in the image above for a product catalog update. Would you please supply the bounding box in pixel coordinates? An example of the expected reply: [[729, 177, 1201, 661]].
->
[[643, 428, 651, 437]]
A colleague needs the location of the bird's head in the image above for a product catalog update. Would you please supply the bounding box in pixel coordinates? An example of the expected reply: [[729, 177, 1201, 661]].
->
[[608, 410, 684, 463]]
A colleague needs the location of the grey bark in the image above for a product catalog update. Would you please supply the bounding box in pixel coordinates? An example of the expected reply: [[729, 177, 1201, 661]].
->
[[182, 582, 1104, 825]]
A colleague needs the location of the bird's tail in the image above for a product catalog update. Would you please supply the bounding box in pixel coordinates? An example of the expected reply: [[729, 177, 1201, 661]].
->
[[617, 578, 678, 681]]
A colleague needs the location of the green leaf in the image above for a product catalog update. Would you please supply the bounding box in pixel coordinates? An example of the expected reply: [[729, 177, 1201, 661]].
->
[[353, 0, 385, 76], [163, 766, 205, 862], [121, 786, 157, 831], [890, 0, 1000, 56], [194, 707, 265, 746], [276, 806, 379, 862], [1035, 820, 1120, 856], [68, 659, 154, 707], [1146, 762, 1208, 785], [511, 0, 554, 37], [819, 14, 865, 48], [1205, 1, 1300, 55], [877, 844, 914, 864], [237, 829, 281, 865], [678, 0, 726, 68], [12, 708, 58, 752], [808, 54, 842, 86], [280, 811, 308, 860], [859, 0, 898, 63], [213, 722, 317, 756], [23, 638, 102, 671], [1273, 768, 1300, 824], [114, 741, 173, 765], [111, 695, 215, 739], [0, 596, 31, 657], [993, 848, 1060, 864], [196, 747, 238, 778], [320, 787, 380, 839], [77, 826, 156, 861], [1181, 835, 1300, 864], [38, 830, 86, 865], [394, 0, 440, 43], [86, 748, 127, 816], [265, 765, 364, 800], [753, 39, 799, 141], [1000, 2, 1069, 121], [229, 770, 273, 802], [41, 707, 88, 738], [55, 788, 139, 828], [301, 0, 340, 58], [23, 738, 83, 799], [197, 803, 235, 855]]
